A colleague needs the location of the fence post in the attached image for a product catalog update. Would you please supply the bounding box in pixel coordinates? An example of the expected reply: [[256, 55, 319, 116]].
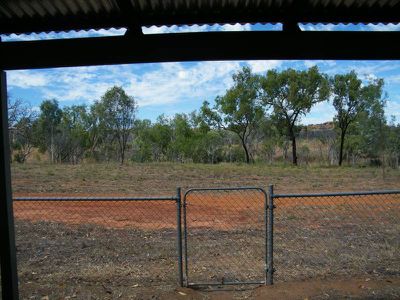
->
[[267, 184, 274, 285], [176, 187, 183, 287]]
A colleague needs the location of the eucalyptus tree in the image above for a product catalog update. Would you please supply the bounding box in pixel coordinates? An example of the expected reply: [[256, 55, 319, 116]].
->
[[357, 79, 387, 162], [201, 66, 263, 163], [97, 86, 137, 164], [37, 99, 62, 163], [260, 66, 330, 165], [331, 71, 366, 166]]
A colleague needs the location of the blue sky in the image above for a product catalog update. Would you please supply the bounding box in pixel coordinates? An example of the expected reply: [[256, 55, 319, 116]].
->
[[3, 23, 400, 125]]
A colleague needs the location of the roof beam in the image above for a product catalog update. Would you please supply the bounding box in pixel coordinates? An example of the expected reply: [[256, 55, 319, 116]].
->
[[114, 0, 142, 36], [1, 31, 400, 70], [283, 21, 301, 32]]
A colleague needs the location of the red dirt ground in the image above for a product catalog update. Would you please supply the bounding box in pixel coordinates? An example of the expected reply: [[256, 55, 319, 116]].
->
[[13, 192, 400, 230]]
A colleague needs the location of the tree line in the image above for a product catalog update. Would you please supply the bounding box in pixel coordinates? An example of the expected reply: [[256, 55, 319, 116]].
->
[[7, 67, 400, 167]]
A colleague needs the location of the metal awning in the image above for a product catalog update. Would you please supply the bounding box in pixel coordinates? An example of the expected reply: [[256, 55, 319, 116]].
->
[[1, 0, 400, 35]]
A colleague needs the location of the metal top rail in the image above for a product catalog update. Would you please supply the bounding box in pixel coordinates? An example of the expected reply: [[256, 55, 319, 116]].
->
[[184, 186, 267, 198], [13, 196, 178, 201], [273, 189, 400, 199]]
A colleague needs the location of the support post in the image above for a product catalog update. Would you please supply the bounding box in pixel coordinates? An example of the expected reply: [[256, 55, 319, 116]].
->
[[267, 184, 274, 285], [176, 187, 183, 287], [0, 70, 19, 298], [264, 188, 268, 285], [183, 192, 188, 287]]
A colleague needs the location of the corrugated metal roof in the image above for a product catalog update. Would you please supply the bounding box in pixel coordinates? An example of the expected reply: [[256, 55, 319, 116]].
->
[[1, 0, 400, 35]]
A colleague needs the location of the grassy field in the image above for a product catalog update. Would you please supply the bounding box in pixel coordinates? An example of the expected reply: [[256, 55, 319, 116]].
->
[[10, 162, 400, 196]]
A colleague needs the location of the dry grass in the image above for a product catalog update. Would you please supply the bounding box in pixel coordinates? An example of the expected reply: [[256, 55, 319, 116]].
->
[[11, 162, 400, 196]]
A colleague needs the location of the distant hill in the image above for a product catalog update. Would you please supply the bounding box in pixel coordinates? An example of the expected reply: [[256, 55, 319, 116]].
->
[[299, 122, 335, 139]]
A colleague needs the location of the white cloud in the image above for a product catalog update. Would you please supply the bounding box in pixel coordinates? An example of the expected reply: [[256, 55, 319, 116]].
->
[[304, 60, 336, 69], [246, 60, 282, 73], [7, 70, 49, 88], [7, 61, 241, 109], [386, 100, 400, 121], [318, 61, 400, 80], [125, 61, 240, 107]]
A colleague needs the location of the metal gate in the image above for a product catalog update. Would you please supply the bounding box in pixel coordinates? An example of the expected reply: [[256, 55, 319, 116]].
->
[[182, 187, 271, 287]]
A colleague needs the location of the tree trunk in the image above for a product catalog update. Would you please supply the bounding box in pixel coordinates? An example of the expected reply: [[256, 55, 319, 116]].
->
[[240, 138, 250, 164], [50, 126, 54, 163], [338, 129, 345, 166], [120, 150, 125, 165], [291, 133, 297, 165]]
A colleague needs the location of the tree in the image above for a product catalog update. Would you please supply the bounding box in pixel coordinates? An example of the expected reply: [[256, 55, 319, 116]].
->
[[357, 79, 387, 165], [201, 66, 263, 163], [97, 86, 137, 164], [331, 71, 365, 166], [12, 116, 36, 163], [37, 99, 62, 163], [148, 115, 173, 161], [85, 102, 107, 160], [7, 97, 36, 162], [56, 105, 89, 163], [387, 117, 400, 168], [261, 66, 330, 165], [169, 114, 193, 162]]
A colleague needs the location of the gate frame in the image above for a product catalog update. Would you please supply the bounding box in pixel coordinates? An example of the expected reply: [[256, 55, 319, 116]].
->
[[182, 187, 270, 287]]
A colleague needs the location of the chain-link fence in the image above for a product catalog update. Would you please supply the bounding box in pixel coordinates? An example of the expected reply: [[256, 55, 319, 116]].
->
[[272, 188, 400, 282], [13, 193, 181, 299], [183, 187, 268, 286], [10, 186, 400, 296]]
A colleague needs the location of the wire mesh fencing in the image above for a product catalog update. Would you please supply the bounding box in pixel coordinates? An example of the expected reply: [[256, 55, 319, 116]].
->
[[272, 189, 400, 282], [13, 194, 181, 299], [183, 187, 268, 286], [10, 185, 400, 297]]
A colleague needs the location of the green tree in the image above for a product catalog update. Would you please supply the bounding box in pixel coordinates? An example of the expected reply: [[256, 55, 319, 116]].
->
[[201, 67, 263, 163], [132, 119, 153, 162], [56, 105, 89, 163], [261, 66, 330, 165], [331, 71, 365, 166], [97, 86, 137, 164], [37, 99, 62, 163], [150, 115, 173, 161], [169, 113, 194, 162], [387, 117, 400, 168], [357, 79, 387, 163], [85, 102, 108, 160]]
